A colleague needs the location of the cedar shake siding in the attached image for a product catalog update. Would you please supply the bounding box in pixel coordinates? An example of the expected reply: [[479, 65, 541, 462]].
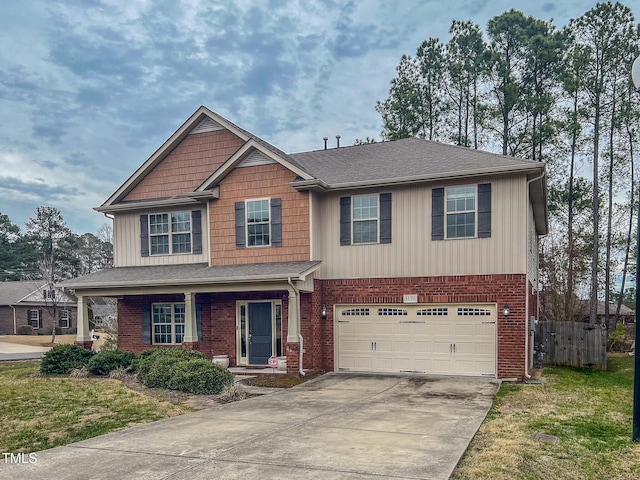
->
[[209, 162, 310, 265], [123, 130, 244, 201]]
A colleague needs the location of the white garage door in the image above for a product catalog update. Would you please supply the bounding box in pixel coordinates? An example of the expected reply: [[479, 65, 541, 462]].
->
[[336, 304, 496, 377]]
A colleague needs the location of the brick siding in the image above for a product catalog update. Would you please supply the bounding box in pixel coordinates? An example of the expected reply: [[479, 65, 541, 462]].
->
[[116, 274, 532, 380], [0, 305, 76, 335]]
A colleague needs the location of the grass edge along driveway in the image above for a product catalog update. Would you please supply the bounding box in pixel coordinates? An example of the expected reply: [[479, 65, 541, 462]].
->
[[0, 361, 190, 453], [451, 354, 640, 480]]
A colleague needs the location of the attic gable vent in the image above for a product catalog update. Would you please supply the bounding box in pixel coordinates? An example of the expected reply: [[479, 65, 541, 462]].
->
[[190, 117, 224, 134], [237, 150, 276, 168]]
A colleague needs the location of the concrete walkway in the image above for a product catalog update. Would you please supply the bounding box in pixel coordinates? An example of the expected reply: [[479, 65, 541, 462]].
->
[[0, 338, 50, 361], [4, 373, 500, 480]]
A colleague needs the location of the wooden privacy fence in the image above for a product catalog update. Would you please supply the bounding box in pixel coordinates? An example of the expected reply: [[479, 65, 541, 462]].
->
[[535, 321, 607, 369]]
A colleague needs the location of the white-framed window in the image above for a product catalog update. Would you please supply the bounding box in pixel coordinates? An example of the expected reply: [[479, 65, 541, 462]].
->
[[152, 303, 185, 345], [59, 310, 70, 328], [149, 212, 191, 255], [446, 186, 476, 238], [29, 309, 41, 329], [352, 194, 379, 244], [246, 199, 271, 247]]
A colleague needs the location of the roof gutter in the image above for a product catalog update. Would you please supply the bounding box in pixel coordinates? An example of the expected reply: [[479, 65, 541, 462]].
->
[[95, 189, 219, 214], [523, 169, 546, 381], [10, 305, 16, 335]]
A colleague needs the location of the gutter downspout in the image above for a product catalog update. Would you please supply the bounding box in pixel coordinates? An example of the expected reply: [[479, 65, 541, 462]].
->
[[287, 277, 305, 376], [524, 170, 546, 380], [10, 305, 16, 334]]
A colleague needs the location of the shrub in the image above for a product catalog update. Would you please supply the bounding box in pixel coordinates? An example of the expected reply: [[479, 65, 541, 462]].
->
[[166, 359, 234, 395], [136, 348, 205, 387], [87, 349, 136, 376], [41, 344, 95, 374], [17, 325, 34, 335]]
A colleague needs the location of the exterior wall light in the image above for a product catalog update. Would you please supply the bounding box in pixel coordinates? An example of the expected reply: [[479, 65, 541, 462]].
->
[[322, 304, 328, 318], [503, 304, 510, 318]]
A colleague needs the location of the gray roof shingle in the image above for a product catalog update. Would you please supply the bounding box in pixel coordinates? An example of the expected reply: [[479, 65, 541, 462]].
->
[[289, 137, 542, 187], [59, 261, 321, 290], [0, 281, 45, 305]]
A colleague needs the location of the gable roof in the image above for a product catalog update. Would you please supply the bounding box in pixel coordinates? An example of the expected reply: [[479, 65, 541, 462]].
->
[[97, 106, 299, 211], [0, 281, 76, 306], [96, 106, 547, 233]]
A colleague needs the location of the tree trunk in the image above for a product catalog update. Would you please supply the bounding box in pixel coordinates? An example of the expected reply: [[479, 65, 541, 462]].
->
[[615, 119, 636, 330], [590, 98, 600, 325]]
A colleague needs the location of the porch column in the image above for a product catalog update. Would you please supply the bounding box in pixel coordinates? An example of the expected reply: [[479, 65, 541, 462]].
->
[[75, 295, 92, 349], [183, 292, 198, 343], [287, 286, 299, 343]]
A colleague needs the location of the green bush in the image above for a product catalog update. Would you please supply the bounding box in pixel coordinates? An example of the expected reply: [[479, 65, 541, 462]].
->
[[167, 359, 234, 394], [87, 349, 136, 376], [41, 344, 95, 374], [135, 348, 205, 387]]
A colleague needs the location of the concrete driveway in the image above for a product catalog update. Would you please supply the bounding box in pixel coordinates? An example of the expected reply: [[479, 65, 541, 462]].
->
[[0, 338, 50, 361], [4, 373, 500, 480]]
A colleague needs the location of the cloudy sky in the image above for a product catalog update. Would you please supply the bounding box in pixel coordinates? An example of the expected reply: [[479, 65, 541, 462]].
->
[[0, 0, 633, 234]]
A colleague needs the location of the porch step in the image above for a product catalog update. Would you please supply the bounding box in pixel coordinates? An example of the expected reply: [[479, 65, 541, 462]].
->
[[229, 367, 286, 376]]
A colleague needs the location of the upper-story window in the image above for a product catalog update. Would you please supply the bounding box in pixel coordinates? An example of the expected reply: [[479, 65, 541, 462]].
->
[[340, 193, 392, 246], [431, 184, 490, 241], [446, 186, 476, 238], [235, 199, 282, 249], [140, 210, 202, 258], [352, 194, 379, 244], [246, 199, 271, 247], [149, 212, 191, 255]]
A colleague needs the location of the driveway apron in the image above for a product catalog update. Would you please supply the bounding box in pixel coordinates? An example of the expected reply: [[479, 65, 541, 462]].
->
[[4, 373, 500, 480]]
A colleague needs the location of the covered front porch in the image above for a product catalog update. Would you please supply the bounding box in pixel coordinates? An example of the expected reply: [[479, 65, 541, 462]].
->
[[60, 261, 320, 375]]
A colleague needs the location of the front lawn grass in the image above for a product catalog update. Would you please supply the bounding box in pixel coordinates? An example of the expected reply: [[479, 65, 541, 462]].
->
[[0, 361, 190, 453], [451, 354, 640, 479]]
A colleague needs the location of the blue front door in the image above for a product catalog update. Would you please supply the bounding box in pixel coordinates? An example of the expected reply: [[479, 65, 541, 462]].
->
[[249, 302, 272, 365]]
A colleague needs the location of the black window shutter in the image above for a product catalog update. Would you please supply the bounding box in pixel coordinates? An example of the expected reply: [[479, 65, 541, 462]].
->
[[271, 198, 282, 247], [140, 214, 149, 257], [235, 202, 246, 248], [431, 188, 445, 241], [478, 183, 492, 238], [191, 210, 202, 254], [379, 193, 392, 244], [340, 197, 351, 245], [141, 304, 151, 345], [196, 304, 203, 342]]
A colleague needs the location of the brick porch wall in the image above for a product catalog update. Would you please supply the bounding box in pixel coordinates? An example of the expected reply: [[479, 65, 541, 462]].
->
[[315, 274, 529, 380]]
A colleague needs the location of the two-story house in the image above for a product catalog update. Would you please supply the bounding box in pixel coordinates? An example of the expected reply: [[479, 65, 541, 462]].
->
[[62, 106, 547, 381]]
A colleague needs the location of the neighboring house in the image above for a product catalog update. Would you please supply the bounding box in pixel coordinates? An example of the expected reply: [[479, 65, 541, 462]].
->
[[574, 300, 635, 324], [0, 281, 77, 335], [61, 106, 548, 381]]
